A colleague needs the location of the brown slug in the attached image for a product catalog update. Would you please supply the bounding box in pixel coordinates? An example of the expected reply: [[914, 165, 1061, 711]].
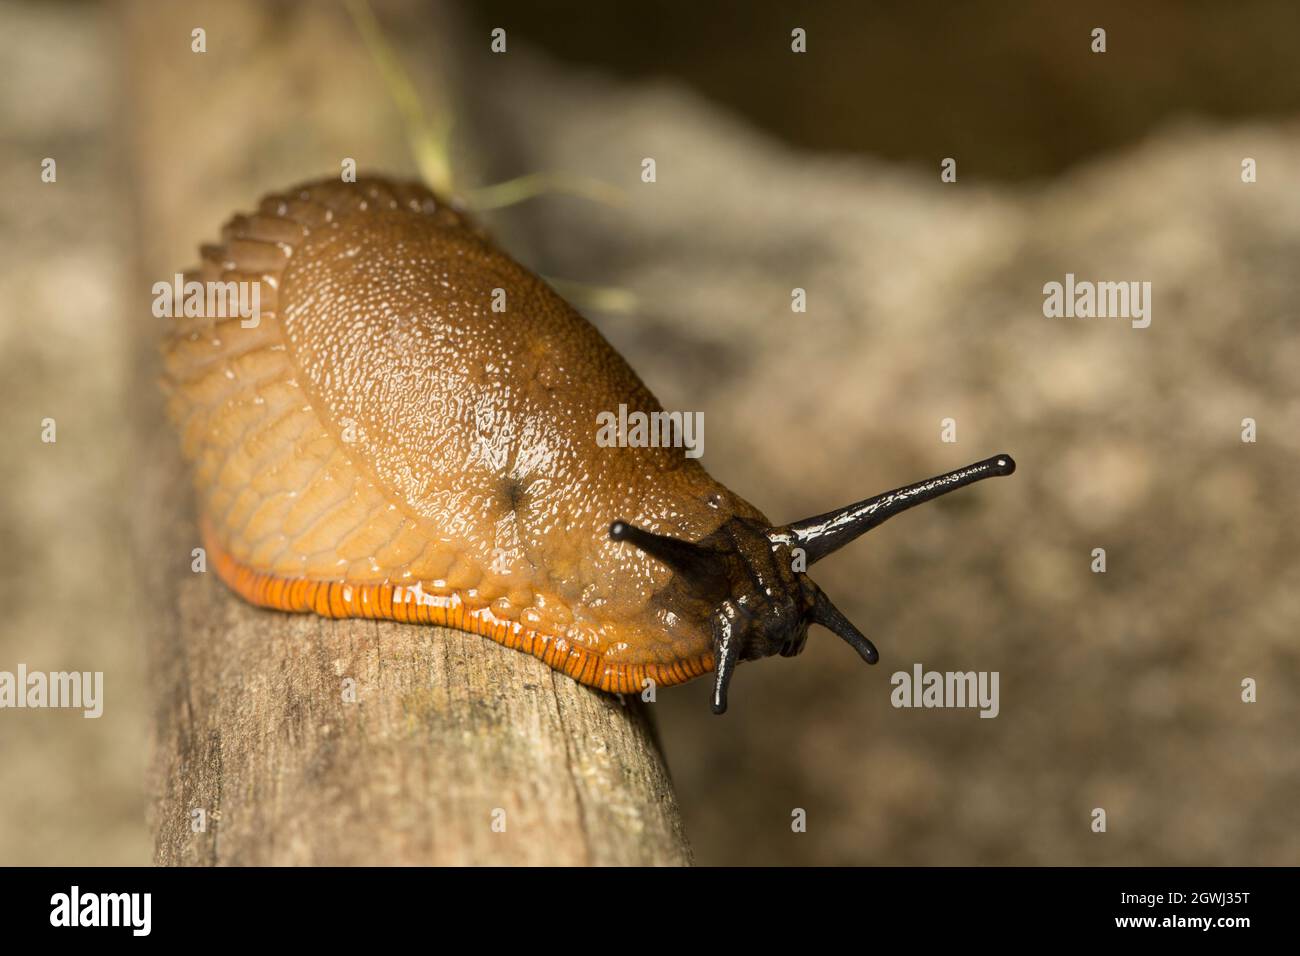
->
[[161, 176, 1014, 714]]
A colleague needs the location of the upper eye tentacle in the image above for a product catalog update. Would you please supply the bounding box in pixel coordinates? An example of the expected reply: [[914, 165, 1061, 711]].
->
[[768, 454, 1016, 564]]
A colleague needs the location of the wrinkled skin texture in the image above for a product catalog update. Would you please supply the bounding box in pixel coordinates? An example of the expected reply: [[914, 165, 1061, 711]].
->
[[162, 177, 766, 681]]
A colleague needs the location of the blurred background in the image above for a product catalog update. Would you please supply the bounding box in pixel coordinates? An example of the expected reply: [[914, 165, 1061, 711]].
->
[[2, 0, 1297, 865]]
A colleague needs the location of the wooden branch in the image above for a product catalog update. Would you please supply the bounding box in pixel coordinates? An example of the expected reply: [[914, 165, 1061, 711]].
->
[[147, 570, 691, 865], [125, 0, 692, 867]]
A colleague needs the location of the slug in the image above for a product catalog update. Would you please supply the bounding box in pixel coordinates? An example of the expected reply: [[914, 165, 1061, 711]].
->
[[161, 176, 1014, 714]]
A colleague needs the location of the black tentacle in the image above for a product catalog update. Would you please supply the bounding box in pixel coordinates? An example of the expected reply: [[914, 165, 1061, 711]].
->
[[810, 585, 878, 665], [769, 454, 1015, 564], [609, 520, 720, 582], [710, 602, 744, 715]]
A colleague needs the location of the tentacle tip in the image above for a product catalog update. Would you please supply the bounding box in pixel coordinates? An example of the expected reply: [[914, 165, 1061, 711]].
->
[[609, 521, 629, 540], [992, 454, 1016, 476], [861, 644, 880, 665], [711, 697, 728, 716]]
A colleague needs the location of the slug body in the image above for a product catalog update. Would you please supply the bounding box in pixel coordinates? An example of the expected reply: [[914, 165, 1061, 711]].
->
[[163, 176, 1014, 713]]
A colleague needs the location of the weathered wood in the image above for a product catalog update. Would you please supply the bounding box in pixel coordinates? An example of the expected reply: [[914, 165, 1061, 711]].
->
[[124, 0, 691, 866], [148, 567, 691, 865]]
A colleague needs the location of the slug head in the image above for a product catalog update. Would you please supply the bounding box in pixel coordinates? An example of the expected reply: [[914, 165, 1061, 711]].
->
[[610, 454, 1015, 714]]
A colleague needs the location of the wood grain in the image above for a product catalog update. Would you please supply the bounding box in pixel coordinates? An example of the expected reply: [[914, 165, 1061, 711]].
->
[[148, 571, 691, 865]]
